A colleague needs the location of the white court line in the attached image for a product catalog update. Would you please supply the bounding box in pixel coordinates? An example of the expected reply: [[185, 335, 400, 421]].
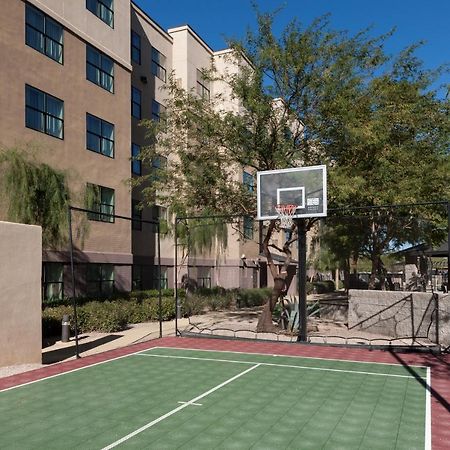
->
[[100, 363, 261, 450], [0, 347, 152, 393], [152, 345, 428, 368], [135, 353, 422, 379], [425, 367, 431, 450]]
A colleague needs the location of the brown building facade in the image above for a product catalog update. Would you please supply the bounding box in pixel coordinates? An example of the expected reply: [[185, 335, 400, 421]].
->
[[0, 0, 276, 299]]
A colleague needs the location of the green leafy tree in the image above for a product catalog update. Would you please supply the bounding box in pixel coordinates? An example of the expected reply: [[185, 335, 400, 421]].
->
[[0, 147, 71, 247], [137, 9, 449, 330], [0, 146, 90, 248]]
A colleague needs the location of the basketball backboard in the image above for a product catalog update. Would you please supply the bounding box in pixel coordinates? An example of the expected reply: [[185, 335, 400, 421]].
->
[[257, 165, 327, 220]]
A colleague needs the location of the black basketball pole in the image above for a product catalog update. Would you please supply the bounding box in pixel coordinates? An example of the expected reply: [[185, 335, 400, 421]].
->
[[296, 218, 308, 342]]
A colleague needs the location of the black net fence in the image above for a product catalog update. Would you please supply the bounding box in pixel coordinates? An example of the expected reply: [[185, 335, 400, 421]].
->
[[175, 203, 449, 351]]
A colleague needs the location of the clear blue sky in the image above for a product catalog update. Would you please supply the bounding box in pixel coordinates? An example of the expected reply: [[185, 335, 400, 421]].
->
[[135, 0, 449, 92]]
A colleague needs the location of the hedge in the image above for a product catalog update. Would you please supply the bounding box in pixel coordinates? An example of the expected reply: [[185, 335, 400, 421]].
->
[[42, 297, 175, 337], [42, 289, 181, 309]]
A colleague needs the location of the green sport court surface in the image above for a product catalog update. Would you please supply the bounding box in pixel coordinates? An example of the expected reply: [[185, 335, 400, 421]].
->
[[0, 346, 430, 449]]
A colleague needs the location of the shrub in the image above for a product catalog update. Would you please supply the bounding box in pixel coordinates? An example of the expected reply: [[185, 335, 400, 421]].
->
[[42, 297, 176, 337], [42, 305, 73, 337], [311, 281, 336, 294], [236, 288, 272, 308]]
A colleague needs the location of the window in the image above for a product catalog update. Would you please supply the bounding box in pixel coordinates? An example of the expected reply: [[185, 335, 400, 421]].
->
[[151, 155, 167, 181], [86, 0, 114, 27], [86, 45, 114, 92], [42, 263, 64, 300], [152, 266, 168, 289], [131, 31, 141, 64], [151, 100, 165, 121], [131, 86, 141, 119], [87, 264, 114, 296], [197, 267, 211, 288], [132, 199, 142, 231], [86, 113, 114, 157], [26, 4, 63, 63], [132, 265, 143, 291], [131, 143, 141, 175], [151, 155, 167, 170], [150, 205, 167, 221], [244, 216, 254, 239], [86, 184, 115, 223], [243, 171, 255, 192], [25, 85, 64, 139], [196, 69, 210, 100], [151, 48, 166, 82]]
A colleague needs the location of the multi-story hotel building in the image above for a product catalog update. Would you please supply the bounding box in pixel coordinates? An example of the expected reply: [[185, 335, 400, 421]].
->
[[0, 0, 287, 299]]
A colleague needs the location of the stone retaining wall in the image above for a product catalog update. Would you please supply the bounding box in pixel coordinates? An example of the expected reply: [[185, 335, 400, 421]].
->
[[348, 289, 450, 346]]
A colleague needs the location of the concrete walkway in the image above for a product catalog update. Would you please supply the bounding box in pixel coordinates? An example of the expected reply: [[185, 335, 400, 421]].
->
[[0, 318, 190, 379], [42, 318, 190, 364]]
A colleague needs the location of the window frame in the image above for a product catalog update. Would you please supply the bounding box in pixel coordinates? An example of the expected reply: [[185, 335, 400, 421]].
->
[[132, 265, 143, 291], [132, 199, 142, 231], [86, 263, 115, 296], [151, 47, 166, 82], [25, 84, 64, 139], [131, 30, 141, 64], [86, 113, 115, 158], [131, 143, 142, 175], [86, 0, 114, 28], [196, 69, 210, 100], [243, 171, 255, 192], [25, 4, 64, 64], [243, 216, 254, 240], [42, 262, 64, 301], [151, 100, 165, 122], [86, 183, 115, 223], [131, 86, 141, 119], [86, 44, 114, 93], [152, 266, 168, 289]]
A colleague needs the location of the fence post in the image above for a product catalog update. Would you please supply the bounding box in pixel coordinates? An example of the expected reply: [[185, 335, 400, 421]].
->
[[410, 294, 415, 344], [435, 293, 440, 346], [67, 207, 80, 359]]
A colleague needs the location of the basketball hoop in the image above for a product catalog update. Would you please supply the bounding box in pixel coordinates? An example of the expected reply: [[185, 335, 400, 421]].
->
[[275, 204, 297, 229]]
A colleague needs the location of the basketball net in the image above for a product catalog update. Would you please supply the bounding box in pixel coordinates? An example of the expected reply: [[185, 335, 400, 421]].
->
[[275, 204, 297, 229]]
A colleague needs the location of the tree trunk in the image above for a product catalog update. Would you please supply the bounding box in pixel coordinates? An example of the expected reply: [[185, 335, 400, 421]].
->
[[256, 276, 286, 332], [256, 219, 296, 332]]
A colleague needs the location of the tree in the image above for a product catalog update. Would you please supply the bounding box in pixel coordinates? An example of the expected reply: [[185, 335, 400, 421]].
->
[[319, 46, 450, 288], [0, 146, 89, 248], [137, 9, 449, 331]]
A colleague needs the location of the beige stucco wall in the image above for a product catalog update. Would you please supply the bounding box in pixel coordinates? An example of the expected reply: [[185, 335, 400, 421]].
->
[[0, 221, 42, 366]]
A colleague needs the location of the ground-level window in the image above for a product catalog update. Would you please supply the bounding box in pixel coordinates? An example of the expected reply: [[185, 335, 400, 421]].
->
[[132, 265, 143, 291], [152, 266, 168, 289], [86, 264, 114, 296], [197, 267, 211, 288], [42, 262, 64, 300]]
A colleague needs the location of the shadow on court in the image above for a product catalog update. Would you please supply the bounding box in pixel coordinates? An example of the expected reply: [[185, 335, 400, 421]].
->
[[389, 351, 450, 413], [42, 335, 122, 364]]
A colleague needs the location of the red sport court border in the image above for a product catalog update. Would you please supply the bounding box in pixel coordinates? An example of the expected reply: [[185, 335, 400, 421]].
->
[[1, 337, 449, 449]]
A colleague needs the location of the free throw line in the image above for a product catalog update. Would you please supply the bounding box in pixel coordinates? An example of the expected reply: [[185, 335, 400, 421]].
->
[[101, 363, 261, 449]]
